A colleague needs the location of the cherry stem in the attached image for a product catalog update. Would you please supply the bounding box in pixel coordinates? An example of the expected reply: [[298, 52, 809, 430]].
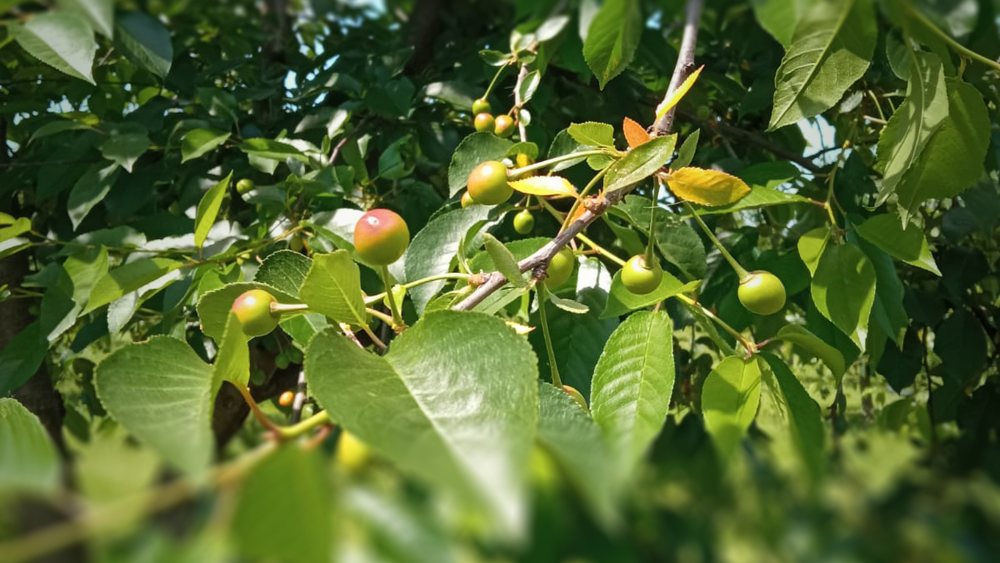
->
[[684, 202, 749, 281], [380, 265, 404, 329], [361, 324, 388, 349], [234, 382, 283, 435], [366, 307, 394, 326], [577, 232, 626, 267], [270, 302, 309, 314], [645, 179, 662, 266], [905, 3, 1000, 71], [483, 62, 510, 100], [508, 149, 613, 178], [560, 166, 608, 233], [535, 282, 563, 388], [364, 272, 471, 305], [275, 409, 332, 441], [675, 294, 757, 355]]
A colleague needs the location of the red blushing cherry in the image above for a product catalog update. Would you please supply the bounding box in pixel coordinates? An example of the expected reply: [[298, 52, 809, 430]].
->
[[354, 209, 410, 266]]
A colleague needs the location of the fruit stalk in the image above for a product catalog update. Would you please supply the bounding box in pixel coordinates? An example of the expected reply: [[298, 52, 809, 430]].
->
[[684, 202, 749, 281], [508, 149, 612, 178], [535, 282, 563, 388], [645, 178, 662, 265], [380, 265, 404, 329]]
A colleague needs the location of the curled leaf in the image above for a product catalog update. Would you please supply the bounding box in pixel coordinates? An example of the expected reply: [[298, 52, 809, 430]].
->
[[508, 176, 580, 199], [665, 167, 750, 207]]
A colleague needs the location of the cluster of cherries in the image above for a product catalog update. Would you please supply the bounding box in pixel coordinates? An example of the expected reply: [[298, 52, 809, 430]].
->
[[472, 98, 516, 138]]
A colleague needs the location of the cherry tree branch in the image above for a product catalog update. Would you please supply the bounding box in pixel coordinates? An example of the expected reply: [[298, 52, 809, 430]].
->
[[452, 0, 706, 312], [653, 0, 704, 136]]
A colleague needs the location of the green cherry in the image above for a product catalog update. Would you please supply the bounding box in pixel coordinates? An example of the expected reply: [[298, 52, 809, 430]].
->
[[513, 210, 534, 234], [232, 289, 280, 337], [621, 255, 663, 295], [737, 270, 786, 315], [467, 161, 512, 205], [236, 178, 255, 194], [354, 209, 410, 266], [494, 114, 515, 138], [472, 97, 491, 114], [474, 112, 495, 132], [545, 247, 575, 288]]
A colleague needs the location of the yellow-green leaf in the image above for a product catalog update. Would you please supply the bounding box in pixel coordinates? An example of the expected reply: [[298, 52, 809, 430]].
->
[[508, 176, 579, 199], [654, 65, 703, 123], [666, 167, 751, 207]]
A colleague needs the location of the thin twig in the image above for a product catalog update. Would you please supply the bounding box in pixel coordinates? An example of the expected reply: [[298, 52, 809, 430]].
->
[[653, 0, 704, 136]]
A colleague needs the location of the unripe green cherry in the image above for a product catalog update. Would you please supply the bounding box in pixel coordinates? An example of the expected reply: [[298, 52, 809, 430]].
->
[[562, 385, 588, 411], [232, 289, 280, 337], [472, 97, 491, 114], [545, 247, 575, 288], [621, 255, 663, 295], [494, 114, 515, 138], [354, 209, 410, 265], [737, 270, 786, 315], [513, 210, 534, 234], [467, 161, 512, 205], [474, 112, 495, 132], [236, 178, 255, 194]]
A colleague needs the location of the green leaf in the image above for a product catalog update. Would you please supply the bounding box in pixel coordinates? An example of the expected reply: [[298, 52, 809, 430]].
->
[[0, 323, 48, 396], [305, 311, 538, 536], [12, 13, 96, 84], [591, 311, 674, 478], [299, 250, 367, 327], [894, 79, 991, 223], [797, 227, 830, 276], [768, 0, 876, 130], [68, 163, 120, 231], [482, 233, 525, 288], [404, 206, 492, 314], [57, 0, 113, 38], [517, 70, 541, 105], [197, 282, 299, 342], [751, 0, 812, 47], [85, 257, 184, 313], [602, 270, 699, 318], [567, 122, 615, 148], [856, 213, 939, 275], [0, 213, 32, 243], [811, 242, 876, 350], [536, 383, 618, 525], [239, 138, 308, 162], [671, 129, 700, 170], [232, 447, 333, 563], [115, 12, 173, 79], [479, 49, 512, 66], [934, 308, 987, 384], [582, 0, 642, 89], [603, 134, 676, 194], [701, 356, 762, 458], [99, 131, 149, 173], [447, 132, 514, 197], [96, 337, 215, 475], [0, 398, 60, 496], [857, 238, 908, 347], [760, 354, 825, 483], [874, 52, 948, 205], [213, 312, 250, 388], [194, 172, 231, 250], [181, 129, 231, 163], [774, 324, 846, 380]]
